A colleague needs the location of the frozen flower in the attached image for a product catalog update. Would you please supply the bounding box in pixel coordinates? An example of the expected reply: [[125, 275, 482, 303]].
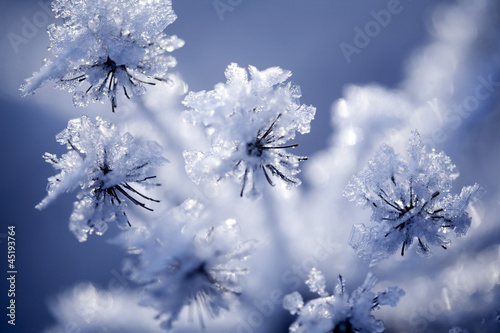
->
[[36, 116, 167, 241], [122, 200, 256, 330], [183, 63, 316, 198], [21, 0, 184, 111], [283, 269, 404, 333], [344, 131, 484, 266]]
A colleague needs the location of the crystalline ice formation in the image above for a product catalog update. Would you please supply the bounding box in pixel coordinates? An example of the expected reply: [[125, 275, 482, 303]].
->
[[183, 63, 316, 198], [122, 200, 256, 330], [21, 0, 183, 111], [283, 270, 404, 333], [344, 130, 484, 266], [37, 116, 167, 241]]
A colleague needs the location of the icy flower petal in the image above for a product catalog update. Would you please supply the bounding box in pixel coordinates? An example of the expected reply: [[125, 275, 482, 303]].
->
[[376, 286, 406, 307], [248, 65, 292, 89], [183, 63, 315, 197], [21, 0, 183, 111], [345, 130, 483, 265], [349, 223, 404, 267], [37, 116, 167, 241]]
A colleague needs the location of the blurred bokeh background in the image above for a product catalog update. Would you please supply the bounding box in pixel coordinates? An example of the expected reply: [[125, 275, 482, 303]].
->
[[1, 0, 499, 332]]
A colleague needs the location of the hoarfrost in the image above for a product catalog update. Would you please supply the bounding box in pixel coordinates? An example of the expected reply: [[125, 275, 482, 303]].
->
[[21, 0, 183, 111], [345, 131, 484, 266], [183, 63, 315, 197], [36, 116, 167, 241]]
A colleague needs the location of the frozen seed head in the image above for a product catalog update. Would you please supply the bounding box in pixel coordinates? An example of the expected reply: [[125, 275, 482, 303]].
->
[[123, 200, 256, 330], [284, 270, 404, 333], [238, 113, 308, 196], [183, 63, 315, 198], [345, 130, 484, 266], [36, 116, 167, 241], [21, 0, 183, 111]]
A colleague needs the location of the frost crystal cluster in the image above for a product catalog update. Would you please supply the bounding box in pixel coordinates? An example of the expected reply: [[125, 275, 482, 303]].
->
[[283, 269, 404, 333], [344, 131, 483, 266], [21, 0, 184, 111], [36, 116, 167, 241], [123, 200, 255, 330], [183, 63, 316, 197]]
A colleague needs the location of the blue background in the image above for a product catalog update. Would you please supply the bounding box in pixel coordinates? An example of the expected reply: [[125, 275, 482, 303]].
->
[[0, 0, 475, 332]]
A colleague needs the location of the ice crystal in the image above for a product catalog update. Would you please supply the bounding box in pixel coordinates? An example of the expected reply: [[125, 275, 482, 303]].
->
[[283, 270, 404, 333], [183, 63, 316, 198], [123, 200, 255, 330], [283, 291, 304, 316], [306, 268, 328, 297], [36, 116, 167, 241], [20, 0, 183, 111], [344, 131, 484, 266]]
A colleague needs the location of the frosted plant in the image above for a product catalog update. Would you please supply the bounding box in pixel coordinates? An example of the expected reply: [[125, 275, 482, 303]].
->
[[183, 63, 316, 198], [283, 269, 404, 333], [20, 0, 184, 111], [36, 116, 167, 241], [344, 131, 483, 266], [122, 200, 255, 330]]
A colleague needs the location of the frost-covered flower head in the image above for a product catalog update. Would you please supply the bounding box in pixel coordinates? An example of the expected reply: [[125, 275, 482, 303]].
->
[[21, 0, 184, 111], [36, 116, 167, 241], [344, 131, 484, 266], [123, 200, 255, 330], [183, 63, 316, 198], [283, 269, 404, 333]]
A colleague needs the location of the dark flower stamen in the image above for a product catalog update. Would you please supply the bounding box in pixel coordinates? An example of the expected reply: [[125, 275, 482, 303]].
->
[[238, 114, 305, 196]]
